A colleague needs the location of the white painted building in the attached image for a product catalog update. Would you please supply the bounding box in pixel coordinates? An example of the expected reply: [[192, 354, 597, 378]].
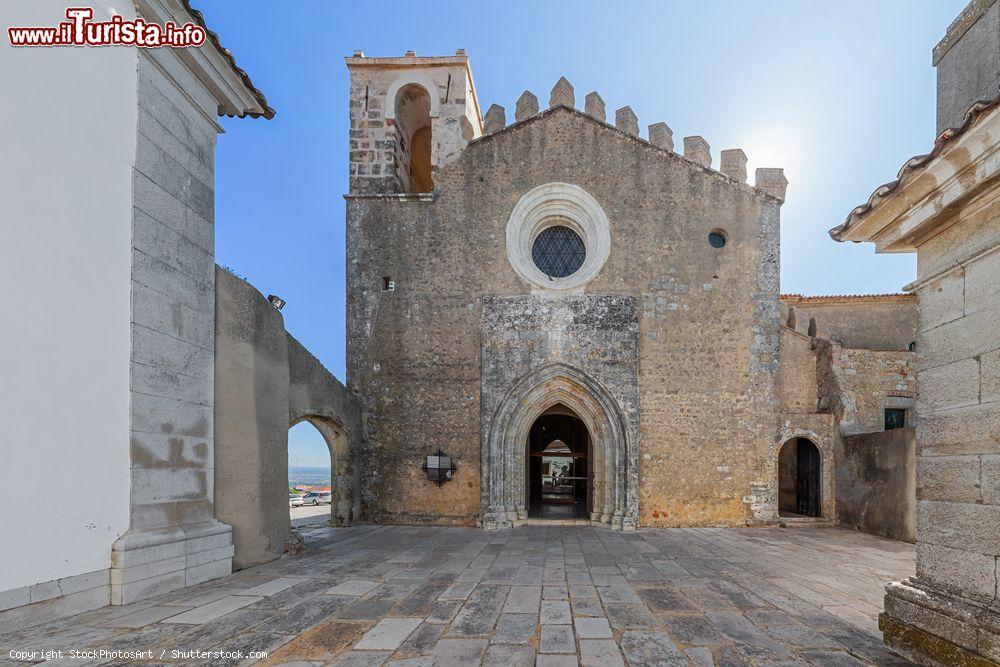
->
[[0, 0, 270, 625]]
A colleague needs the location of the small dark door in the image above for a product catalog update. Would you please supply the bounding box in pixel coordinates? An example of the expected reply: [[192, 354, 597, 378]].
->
[[795, 438, 821, 517], [529, 454, 543, 511]]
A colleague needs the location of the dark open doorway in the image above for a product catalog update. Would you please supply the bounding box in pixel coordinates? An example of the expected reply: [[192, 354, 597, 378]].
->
[[778, 437, 821, 517], [527, 405, 590, 519]]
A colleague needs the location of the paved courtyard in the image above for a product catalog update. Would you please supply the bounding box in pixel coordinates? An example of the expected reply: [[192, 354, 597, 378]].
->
[[1, 525, 916, 666]]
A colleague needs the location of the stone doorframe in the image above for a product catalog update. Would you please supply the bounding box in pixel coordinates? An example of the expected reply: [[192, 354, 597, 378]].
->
[[481, 363, 637, 530], [287, 415, 353, 527]]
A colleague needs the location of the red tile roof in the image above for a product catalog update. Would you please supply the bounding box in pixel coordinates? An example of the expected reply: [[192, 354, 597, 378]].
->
[[181, 0, 274, 119], [830, 90, 1000, 241], [780, 293, 914, 304]]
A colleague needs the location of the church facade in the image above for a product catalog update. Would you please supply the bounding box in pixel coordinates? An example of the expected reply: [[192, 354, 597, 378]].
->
[[345, 53, 915, 529]]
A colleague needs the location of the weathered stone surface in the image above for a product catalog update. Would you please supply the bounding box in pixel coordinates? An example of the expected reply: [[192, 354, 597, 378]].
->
[[615, 106, 639, 135], [549, 77, 575, 109], [683, 135, 711, 167], [515, 91, 539, 122], [347, 108, 783, 528], [647, 122, 673, 151], [837, 428, 916, 542], [585, 92, 606, 122], [918, 455, 981, 503], [916, 542, 997, 600], [755, 167, 788, 201], [720, 148, 748, 182], [483, 104, 506, 134]]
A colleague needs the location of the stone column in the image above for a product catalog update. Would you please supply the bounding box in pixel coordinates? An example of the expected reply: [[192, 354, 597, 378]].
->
[[110, 51, 234, 606], [881, 230, 1000, 663]]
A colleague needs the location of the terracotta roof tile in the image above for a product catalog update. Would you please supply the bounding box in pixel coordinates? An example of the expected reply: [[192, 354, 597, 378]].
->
[[780, 293, 914, 304], [181, 0, 274, 119], [830, 89, 1000, 241]]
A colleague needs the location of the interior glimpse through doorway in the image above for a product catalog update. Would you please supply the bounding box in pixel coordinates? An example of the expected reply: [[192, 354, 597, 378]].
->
[[527, 405, 590, 519]]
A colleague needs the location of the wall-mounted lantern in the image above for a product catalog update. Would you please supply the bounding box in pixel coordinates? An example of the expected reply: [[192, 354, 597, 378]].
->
[[267, 294, 286, 310], [423, 449, 456, 486]]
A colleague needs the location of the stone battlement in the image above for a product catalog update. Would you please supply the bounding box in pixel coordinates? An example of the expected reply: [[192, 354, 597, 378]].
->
[[481, 75, 788, 201], [347, 52, 787, 201]]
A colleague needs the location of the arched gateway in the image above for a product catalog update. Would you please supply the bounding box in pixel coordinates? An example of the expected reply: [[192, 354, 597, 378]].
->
[[481, 363, 637, 529]]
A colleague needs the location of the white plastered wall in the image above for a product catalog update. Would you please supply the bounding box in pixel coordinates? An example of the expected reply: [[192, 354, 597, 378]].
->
[[0, 0, 136, 592]]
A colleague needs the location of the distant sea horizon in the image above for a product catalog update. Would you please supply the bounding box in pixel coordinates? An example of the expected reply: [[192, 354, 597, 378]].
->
[[289, 465, 331, 486]]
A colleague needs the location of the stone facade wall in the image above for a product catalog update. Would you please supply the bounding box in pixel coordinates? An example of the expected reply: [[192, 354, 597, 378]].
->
[[780, 295, 917, 350], [111, 50, 234, 606], [214, 267, 290, 570], [347, 107, 782, 527], [346, 56, 480, 195], [836, 428, 917, 542], [913, 219, 1000, 603], [934, 0, 1000, 134], [215, 268, 361, 568], [777, 327, 819, 414], [480, 296, 640, 528], [815, 340, 917, 435]]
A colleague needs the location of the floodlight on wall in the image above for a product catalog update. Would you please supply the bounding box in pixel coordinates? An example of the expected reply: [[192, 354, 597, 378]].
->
[[422, 449, 456, 486], [267, 294, 285, 310]]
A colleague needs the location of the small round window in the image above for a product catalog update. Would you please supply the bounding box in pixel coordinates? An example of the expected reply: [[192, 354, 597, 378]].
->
[[531, 226, 586, 278], [708, 231, 727, 248]]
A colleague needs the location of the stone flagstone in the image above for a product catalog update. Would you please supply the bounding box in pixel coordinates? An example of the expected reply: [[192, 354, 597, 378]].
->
[[326, 579, 380, 596], [354, 617, 422, 650], [161, 595, 263, 624], [1, 525, 916, 665]]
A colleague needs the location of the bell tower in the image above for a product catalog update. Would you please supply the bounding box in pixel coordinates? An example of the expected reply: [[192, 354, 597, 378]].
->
[[346, 50, 483, 195]]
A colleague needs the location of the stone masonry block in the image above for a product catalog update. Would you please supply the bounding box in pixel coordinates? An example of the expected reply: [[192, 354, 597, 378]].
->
[[920, 301, 1000, 369], [131, 468, 208, 506], [647, 123, 673, 151], [981, 455, 1000, 505], [755, 167, 788, 201], [918, 359, 980, 412], [919, 271, 965, 331], [515, 91, 539, 122], [615, 106, 639, 136], [585, 92, 605, 122], [920, 402, 1000, 456], [965, 245, 1000, 315], [720, 148, 748, 182], [983, 348, 1000, 402], [683, 136, 711, 168], [484, 104, 506, 134], [918, 455, 981, 502], [549, 77, 575, 109], [916, 542, 997, 601], [130, 323, 213, 381], [917, 499, 1000, 555]]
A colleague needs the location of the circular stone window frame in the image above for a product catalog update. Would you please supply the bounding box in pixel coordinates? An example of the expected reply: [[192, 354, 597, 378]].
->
[[506, 182, 611, 292]]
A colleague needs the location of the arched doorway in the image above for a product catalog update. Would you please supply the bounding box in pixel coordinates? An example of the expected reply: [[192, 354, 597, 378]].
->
[[778, 437, 822, 517], [527, 405, 590, 519], [482, 363, 637, 529], [392, 83, 432, 193], [287, 421, 332, 527], [289, 416, 352, 526]]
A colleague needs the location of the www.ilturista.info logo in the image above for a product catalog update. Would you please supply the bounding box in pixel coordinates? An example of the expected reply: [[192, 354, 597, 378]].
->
[[8, 7, 207, 48]]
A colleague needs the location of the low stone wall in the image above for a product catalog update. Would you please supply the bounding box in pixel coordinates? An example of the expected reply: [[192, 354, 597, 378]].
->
[[836, 428, 916, 542], [214, 267, 361, 569]]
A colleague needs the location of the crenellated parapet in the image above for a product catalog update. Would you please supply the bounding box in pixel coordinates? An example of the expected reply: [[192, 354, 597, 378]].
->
[[346, 57, 788, 203], [479, 75, 788, 202]]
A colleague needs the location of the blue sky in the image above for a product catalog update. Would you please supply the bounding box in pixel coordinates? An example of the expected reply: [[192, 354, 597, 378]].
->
[[207, 1, 965, 468]]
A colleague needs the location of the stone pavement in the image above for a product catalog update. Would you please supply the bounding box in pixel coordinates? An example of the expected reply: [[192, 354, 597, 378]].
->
[[0, 525, 916, 666]]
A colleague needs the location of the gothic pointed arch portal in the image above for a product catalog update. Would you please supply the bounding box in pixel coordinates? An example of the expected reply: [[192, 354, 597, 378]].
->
[[482, 363, 637, 530]]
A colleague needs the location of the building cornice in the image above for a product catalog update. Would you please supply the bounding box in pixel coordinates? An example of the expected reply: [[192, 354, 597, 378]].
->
[[830, 101, 1000, 251], [135, 0, 273, 119]]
